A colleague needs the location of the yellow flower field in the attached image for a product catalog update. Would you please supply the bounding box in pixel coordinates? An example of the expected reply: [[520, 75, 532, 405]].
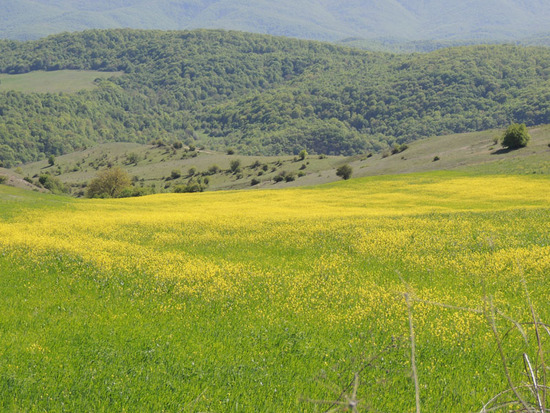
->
[[1, 172, 549, 411]]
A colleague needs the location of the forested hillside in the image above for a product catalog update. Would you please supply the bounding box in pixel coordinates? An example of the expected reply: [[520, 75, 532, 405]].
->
[[2, 0, 550, 42], [1, 29, 550, 166]]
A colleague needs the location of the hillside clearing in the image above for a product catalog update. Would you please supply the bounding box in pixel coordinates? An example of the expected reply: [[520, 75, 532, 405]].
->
[[0, 70, 123, 93]]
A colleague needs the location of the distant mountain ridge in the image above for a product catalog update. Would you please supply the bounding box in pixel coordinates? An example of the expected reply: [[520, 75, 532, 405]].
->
[[2, 0, 550, 43]]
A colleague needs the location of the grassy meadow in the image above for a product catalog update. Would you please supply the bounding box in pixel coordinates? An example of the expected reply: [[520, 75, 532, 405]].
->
[[1, 172, 550, 411], [0, 70, 123, 93]]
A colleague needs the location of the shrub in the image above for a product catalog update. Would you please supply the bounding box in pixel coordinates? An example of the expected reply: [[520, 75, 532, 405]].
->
[[433, 156, 440, 162], [285, 173, 295, 182], [171, 169, 182, 179], [150, 139, 166, 147], [502, 123, 531, 149], [38, 173, 68, 194], [119, 186, 152, 198], [336, 164, 353, 180], [208, 164, 220, 175], [299, 149, 308, 160], [126, 152, 140, 165], [0, 175, 6, 184], [174, 183, 203, 193], [250, 178, 260, 186], [230, 159, 241, 173]]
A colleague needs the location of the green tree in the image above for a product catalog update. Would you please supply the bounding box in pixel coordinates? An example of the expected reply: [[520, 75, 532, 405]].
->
[[501, 123, 531, 149], [86, 167, 131, 198], [336, 164, 353, 180], [38, 173, 67, 194], [298, 149, 308, 160], [48, 155, 56, 167]]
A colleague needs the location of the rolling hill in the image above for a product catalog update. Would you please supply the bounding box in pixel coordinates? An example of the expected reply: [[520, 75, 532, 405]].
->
[[1, 30, 550, 168], [4, 124, 548, 197], [1, 0, 550, 43]]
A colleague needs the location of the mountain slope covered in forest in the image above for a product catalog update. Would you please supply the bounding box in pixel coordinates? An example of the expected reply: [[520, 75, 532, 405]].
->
[[0, 29, 549, 166]]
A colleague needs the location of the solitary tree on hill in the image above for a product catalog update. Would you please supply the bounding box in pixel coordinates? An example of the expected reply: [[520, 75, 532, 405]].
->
[[86, 167, 131, 198], [501, 123, 531, 149], [336, 164, 353, 180]]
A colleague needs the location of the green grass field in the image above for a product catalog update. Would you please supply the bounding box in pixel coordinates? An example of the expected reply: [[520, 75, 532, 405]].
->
[[1, 172, 549, 411], [0, 70, 123, 93]]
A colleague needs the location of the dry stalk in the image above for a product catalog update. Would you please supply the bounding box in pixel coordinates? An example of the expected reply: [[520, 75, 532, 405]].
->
[[485, 296, 532, 411], [524, 280, 547, 410], [301, 339, 399, 412]]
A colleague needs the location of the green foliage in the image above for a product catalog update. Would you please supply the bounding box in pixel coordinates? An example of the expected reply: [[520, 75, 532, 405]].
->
[[173, 182, 204, 193], [230, 159, 241, 173], [0, 30, 550, 166], [0, 175, 6, 184], [273, 174, 284, 183], [48, 155, 55, 166], [284, 173, 296, 182], [119, 186, 153, 198], [38, 173, 67, 194], [207, 164, 220, 175], [391, 144, 408, 155], [298, 149, 308, 160], [336, 164, 353, 180], [86, 167, 131, 198], [502, 123, 531, 149], [126, 152, 140, 165]]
